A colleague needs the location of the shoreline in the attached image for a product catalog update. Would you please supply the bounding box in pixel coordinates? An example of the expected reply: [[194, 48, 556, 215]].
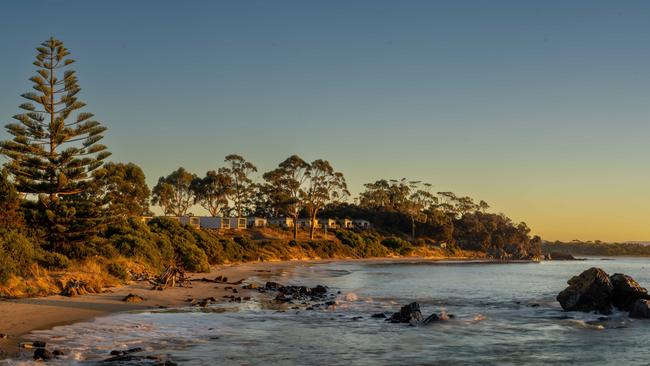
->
[[0, 256, 532, 360]]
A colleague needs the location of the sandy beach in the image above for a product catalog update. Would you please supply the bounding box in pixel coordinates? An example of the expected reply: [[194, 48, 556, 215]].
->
[[0, 260, 309, 359], [0, 256, 503, 359]]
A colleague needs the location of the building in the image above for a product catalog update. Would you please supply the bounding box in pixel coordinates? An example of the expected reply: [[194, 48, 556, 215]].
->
[[199, 216, 230, 230], [179, 216, 201, 229], [339, 218, 353, 229], [353, 219, 371, 229], [296, 218, 321, 229], [230, 217, 247, 230], [268, 217, 294, 228], [155, 216, 201, 229], [247, 217, 268, 228], [320, 218, 338, 229]]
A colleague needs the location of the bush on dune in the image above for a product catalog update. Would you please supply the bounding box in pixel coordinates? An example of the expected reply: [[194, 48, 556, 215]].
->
[[106, 217, 174, 270], [0, 229, 36, 284], [147, 217, 209, 272], [381, 236, 414, 255]]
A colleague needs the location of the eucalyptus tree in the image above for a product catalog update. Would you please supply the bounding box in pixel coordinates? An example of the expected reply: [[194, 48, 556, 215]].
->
[[305, 159, 349, 240], [92, 162, 151, 218], [152, 167, 196, 216], [191, 170, 232, 217], [0, 38, 110, 251], [263, 155, 310, 240], [219, 154, 257, 217]]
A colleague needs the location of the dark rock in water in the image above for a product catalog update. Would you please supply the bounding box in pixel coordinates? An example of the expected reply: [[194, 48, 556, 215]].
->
[[422, 313, 440, 325], [371, 313, 387, 319], [32, 341, 46, 348], [610, 273, 650, 311], [33, 348, 53, 361], [325, 301, 337, 307], [122, 293, 145, 303], [265, 281, 283, 291], [629, 299, 650, 318], [52, 349, 64, 356], [557, 267, 614, 314], [389, 302, 424, 325], [312, 285, 328, 295]]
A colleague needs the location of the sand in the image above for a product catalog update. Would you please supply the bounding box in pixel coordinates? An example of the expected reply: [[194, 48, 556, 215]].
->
[[0, 260, 313, 359]]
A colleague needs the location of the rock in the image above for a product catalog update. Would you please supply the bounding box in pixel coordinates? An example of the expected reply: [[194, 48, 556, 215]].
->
[[33, 341, 46, 348], [52, 349, 64, 356], [610, 273, 650, 311], [557, 268, 614, 314], [312, 285, 328, 295], [265, 281, 283, 291], [422, 313, 440, 325], [629, 299, 650, 318], [371, 313, 386, 319], [123, 294, 145, 303], [389, 302, 424, 325], [242, 283, 258, 290], [33, 348, 53, 361], [0, 334, 7, 339]]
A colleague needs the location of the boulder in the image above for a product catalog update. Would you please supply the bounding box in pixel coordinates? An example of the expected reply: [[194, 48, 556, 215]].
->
[[388, 302, 424, 325], [122, 294, 145, 303], [557, 267, 614, 314], [33, 348, 53, 361], [629, 299, 650, 318], [610, 273, 650, 311]]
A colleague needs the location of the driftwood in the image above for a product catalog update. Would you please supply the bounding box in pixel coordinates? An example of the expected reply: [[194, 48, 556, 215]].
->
[[150, 265, 191, 290]]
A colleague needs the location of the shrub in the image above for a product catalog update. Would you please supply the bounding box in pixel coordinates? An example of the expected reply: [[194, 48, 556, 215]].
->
[[0, 230, 37, 283], [36, 250, 71, 270], [107, 218, 174, 270], [147, 218, 210, 272], [335, 230, 388, 257], [107, 262, 129, 281], [381, 236, 414, 255]]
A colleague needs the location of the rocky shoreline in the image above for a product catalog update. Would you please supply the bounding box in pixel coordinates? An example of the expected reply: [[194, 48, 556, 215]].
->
[[557, 267, 650, 318]]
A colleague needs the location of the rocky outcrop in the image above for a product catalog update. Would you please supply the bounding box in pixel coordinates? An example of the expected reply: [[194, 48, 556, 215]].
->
[[629, 299, 650, 318], [557, 268, 650, 317], [387, 302, 450, 326], [610, 273, 650, 311], [388, 302, 424, 324], [557, 267, 614, 314]]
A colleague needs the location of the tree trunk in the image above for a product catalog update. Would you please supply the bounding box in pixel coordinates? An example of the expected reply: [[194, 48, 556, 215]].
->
[[309, 211, 318, 240], [411, 216, 416, 240], [293, 216, 298, 240]]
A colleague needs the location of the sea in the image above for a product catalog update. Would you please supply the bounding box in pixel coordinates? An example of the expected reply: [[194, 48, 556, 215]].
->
[[4, 257, 650, 365]]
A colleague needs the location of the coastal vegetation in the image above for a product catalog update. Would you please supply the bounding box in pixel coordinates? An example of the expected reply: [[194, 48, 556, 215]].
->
[[0, 38, 540, 298], [542, 240, 650, 257]]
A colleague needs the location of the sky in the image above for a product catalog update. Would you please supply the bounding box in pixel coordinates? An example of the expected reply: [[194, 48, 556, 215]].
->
[[1, 1, 650, 242]]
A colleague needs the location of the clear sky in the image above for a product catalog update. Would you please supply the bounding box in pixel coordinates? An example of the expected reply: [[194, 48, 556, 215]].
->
[[1, 1, 649, 242]]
